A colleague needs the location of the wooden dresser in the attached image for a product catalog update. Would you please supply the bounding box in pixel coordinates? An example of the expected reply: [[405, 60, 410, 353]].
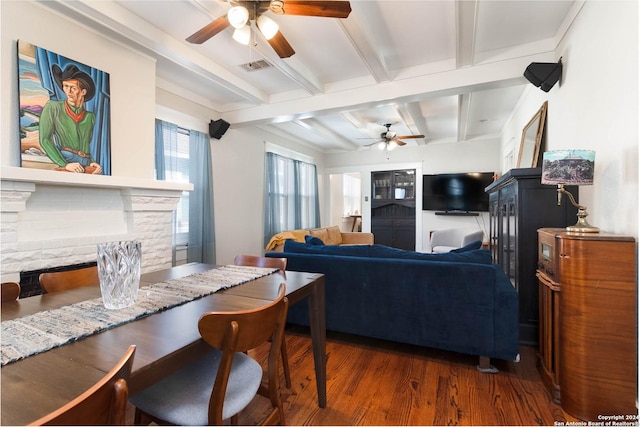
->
[[536, 228, 637, 421]]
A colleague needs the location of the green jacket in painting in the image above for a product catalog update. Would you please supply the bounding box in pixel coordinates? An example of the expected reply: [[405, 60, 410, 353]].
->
[[39, 100, 96, 167]]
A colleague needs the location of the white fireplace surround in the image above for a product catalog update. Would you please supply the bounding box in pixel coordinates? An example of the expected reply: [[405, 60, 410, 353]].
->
[[0, 167, 193, 284]]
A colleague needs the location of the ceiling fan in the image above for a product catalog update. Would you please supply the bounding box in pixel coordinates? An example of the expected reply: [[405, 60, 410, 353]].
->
[[186, 0, 352, 58], [364, 123, 425, 150]]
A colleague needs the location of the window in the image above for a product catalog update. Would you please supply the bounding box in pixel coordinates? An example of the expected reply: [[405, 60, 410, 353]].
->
[[264, 152, 320, 245], [342, 173, 361, 216], [159, 125, 190, 245]]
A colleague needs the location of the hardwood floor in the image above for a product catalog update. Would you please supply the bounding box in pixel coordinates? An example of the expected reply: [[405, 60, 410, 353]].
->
[[236, 326, 580, 426]]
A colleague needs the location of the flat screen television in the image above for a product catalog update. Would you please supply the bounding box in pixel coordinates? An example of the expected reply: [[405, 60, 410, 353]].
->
[[422, 172, 494, 212]]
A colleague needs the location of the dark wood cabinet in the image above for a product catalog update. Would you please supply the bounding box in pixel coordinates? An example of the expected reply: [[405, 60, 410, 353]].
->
[[485, 168, 576, 345], [536, 228, 637, 421], [371, 170, 416, 250]]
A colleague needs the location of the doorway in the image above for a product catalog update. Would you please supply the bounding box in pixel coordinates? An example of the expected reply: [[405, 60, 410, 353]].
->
[[329, 172, 362, 232]]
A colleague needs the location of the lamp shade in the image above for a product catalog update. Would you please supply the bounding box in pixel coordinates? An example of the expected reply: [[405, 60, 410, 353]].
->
[[257, 15, 279, 40], [228, 6, 249, 29], [541, 149, 595, 185], [232, 25, 251, 45]]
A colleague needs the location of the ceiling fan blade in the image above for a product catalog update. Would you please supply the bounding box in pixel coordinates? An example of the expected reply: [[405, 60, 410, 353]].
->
[[396, 135, 425, 139], [267, 30, 296, 58], [395, 140, 407, 146], [186, 15, 230, 44], [279, 1, 352, 18]]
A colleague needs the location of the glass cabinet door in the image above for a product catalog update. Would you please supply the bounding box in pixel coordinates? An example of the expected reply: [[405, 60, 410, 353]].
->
[[372, 171, 392, 200], [392, 170, 415, 200]]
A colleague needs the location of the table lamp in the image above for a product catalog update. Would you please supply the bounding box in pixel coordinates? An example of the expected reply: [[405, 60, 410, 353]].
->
[[541, 149, 599, 233]]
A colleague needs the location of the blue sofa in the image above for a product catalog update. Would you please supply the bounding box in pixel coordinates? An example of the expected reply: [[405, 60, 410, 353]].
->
[[267, 240, 519, 369]]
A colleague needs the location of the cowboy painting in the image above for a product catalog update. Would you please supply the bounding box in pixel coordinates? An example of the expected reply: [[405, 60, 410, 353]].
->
[[18, 40, 111, 175], [39, 64, 102, 174]]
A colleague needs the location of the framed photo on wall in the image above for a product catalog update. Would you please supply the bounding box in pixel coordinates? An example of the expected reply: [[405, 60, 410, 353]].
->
[[17, 40, 111, 175]]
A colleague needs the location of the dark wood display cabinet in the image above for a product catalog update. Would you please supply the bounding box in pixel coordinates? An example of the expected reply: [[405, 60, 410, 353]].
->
[[485, 168, 576, 345], [536, 228, 637, 421], [371, 169, 416, 250]]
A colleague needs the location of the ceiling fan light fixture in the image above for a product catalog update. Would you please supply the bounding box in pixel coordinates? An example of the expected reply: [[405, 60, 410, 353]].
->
[[257, 14, 279, 40], [228, 6, 249, 29], [232, 25, 251, 45], [377, 142, 386, 150], [387, 141, 398, 151]]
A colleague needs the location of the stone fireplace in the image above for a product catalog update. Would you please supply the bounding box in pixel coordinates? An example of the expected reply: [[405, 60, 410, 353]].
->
[[1, 167, 191, 293]]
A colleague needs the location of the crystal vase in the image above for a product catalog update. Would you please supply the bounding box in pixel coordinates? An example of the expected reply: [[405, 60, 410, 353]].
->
[[96, 240, 141, 309]]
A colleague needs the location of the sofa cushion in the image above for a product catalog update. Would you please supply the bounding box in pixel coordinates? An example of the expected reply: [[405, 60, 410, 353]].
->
[[305, 235, 325, 246], [327, 226, 343, 245], [283, 240, 490, 264], [308, 228, 329, 244], [451, 240, 483, 253], [369, 244, 491, 264], [309, 226, 343, 245], [284, 240, 371, 257]]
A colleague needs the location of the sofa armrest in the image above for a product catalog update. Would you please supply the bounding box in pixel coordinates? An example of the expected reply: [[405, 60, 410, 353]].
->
[[341, 232, 374, 245]]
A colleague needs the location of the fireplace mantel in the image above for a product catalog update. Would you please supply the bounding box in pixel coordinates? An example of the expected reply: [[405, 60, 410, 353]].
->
[[1, 166, 193, 285], [1, 166, 193, 192]]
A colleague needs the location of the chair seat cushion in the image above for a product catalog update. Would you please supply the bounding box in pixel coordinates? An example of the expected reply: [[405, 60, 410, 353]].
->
[[129, 349, 262, 425]]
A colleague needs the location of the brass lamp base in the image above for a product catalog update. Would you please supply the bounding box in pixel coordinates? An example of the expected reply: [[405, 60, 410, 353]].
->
[[557, 185, 600, 233], [566, 207, 599, 233]]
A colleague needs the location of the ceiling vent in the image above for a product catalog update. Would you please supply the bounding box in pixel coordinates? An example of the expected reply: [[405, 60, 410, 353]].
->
[[240, 60, 272, 72]]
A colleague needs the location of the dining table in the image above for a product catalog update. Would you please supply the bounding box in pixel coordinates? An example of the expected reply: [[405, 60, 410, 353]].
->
[[1, 262, 326, 426]]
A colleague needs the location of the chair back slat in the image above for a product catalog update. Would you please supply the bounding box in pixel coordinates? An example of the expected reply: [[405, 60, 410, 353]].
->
[[233, 254, 286, 271], [198, 284, 287, 353], [39, 266, 99, 294], [1, 282, 21, 302], [29, 345, 136, 426]]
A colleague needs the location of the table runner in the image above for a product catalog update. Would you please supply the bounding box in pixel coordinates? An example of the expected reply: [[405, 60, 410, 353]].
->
[[1, 265, 278, 366]]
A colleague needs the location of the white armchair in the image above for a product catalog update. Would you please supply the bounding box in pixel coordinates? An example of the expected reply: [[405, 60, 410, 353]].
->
[[430, 228, 485, 253]]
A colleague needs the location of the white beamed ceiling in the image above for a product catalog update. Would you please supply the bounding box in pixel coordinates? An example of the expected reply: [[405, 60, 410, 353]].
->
[[44, 0, 581, 153]]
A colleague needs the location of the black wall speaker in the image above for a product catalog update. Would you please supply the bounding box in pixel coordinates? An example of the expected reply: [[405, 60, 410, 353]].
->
[[209, 119, 230, 139], [524, 58, 563, 92]]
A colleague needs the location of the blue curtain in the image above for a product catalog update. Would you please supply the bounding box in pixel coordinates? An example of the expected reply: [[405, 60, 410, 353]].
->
[[187, 130, 216, 264], [154, 120, 215, 265], [34, 45, 111, 175], [264, 152, 282, 245], [264, 152, 320, 246], [154, 119, 166, 180]]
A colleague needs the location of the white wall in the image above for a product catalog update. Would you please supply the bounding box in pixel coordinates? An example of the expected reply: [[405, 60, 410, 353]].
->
[[502, 0, 638, 237]]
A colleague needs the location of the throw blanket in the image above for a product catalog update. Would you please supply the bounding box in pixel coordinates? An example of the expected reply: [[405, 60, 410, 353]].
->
[[1, 265, 277, 366], [265, 229, 309, 250]]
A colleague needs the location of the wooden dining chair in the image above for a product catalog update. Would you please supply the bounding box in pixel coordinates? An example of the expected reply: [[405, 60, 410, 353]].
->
[[1, 282, 21, 302], [233, 254, 287, 272], [39, 266, 99, 294], [130, 285, 288, 426], [233, 254, 291, 388], [29, 345, 136, 426]]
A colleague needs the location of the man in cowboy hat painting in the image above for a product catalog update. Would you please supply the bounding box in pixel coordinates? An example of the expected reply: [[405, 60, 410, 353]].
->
[[39, 63, 103, 174]]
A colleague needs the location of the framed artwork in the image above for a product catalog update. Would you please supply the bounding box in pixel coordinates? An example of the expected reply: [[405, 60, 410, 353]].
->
[[17, 40, 111, 175], [516, 101, 547, 168]]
